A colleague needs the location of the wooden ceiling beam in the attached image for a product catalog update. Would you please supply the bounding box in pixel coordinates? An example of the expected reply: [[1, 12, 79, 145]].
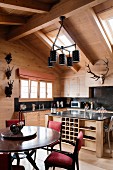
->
[[35, 31, 52, 48], [0, 0, 51, 13], [7, 0, 107, 41], [0, 15, 26, 25], [38, 0, 60, 4], [62, 19, 94, 65]]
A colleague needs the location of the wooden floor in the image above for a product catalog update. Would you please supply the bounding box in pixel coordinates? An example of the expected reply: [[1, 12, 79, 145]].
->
[[13, 142, 113, 170]]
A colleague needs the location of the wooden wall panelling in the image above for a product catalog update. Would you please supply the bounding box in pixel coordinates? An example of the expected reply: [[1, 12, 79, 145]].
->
[[0, 38, 61, 128]]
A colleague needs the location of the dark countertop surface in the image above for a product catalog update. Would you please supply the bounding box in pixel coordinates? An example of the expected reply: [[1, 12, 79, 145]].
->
[[47, 110, 113, 121]]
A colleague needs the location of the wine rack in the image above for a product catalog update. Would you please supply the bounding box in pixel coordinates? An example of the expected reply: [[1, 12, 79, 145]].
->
[[62, 117, 78, 142]]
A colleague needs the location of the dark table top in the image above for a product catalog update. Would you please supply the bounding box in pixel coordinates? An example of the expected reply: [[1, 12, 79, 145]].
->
[[0, 126, 60, 152], [48, 110, 113, 121]]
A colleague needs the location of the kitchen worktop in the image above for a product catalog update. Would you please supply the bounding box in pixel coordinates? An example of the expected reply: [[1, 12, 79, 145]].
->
[[47, 110, 113, 121]]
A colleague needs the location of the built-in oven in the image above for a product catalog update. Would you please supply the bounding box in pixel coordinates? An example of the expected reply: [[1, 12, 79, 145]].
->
[[71, 101, 80, 108]]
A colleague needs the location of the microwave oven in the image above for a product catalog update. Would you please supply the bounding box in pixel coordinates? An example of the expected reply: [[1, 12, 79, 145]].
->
[[71, 101, 80, 108]]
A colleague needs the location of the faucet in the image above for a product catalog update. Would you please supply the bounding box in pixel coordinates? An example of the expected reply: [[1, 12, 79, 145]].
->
[[42, 104, 44, 109], [39, 104, 44, 109]]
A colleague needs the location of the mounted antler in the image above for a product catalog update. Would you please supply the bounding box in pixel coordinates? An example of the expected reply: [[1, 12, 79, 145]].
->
[[86, 58, 109, 84]]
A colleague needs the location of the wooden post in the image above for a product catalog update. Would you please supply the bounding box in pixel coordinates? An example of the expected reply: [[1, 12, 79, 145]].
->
[[96, 121, 103, 157]]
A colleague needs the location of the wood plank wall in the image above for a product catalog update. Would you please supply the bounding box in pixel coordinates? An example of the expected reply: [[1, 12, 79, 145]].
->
[[0, 38, 60, 128]]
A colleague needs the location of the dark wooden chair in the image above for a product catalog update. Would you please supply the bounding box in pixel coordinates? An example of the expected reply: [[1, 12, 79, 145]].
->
[[43, 120, 62, 154], [0, 152, 25, 170], [44, 131, 83, 170], [5, 119, 26, 165], [33, 120, 62, 160], [104, 116, 113, 154]]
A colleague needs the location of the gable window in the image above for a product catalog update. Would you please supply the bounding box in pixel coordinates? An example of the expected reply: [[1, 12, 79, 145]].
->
[[46, 29, 75, 54], [98, 9, 113, 45]]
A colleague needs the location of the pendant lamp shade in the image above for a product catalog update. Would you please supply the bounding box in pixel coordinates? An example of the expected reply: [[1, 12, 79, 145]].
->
[[50, 50, 57, 62], [48, 16, 80, 68], [59, 54, 65, 65], [67, 57, 73, 67], [72, 50, 80, 63], [48, 57, 53, 67]]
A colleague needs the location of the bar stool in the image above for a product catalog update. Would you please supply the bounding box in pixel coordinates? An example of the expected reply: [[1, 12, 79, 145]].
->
[[104, 116, 113, 154]]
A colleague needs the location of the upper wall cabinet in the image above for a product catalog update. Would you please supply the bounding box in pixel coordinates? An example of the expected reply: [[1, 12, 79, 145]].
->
[[61, 76, 89, 97]]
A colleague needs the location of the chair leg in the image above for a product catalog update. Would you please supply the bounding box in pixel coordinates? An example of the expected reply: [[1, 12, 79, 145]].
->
[[34, 150, 37, 161], [45, 164, 49, 170], [47, 147, 49, 155], [75, 157, 79, 170], [108, 131, 112, 154], [53, 167, 55, 170], [15, 153, 20, 165], [60, 143, 61, 151]]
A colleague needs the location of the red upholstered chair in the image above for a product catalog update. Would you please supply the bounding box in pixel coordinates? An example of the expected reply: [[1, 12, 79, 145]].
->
[[6, 119, 25, 128], [34, 120, 62, 160], [0, 153, 25, 170], [44, 131, 83, 170], [42, 120, 62, 154], [47, 120, 62, 151], [5, 119, 25, 165]]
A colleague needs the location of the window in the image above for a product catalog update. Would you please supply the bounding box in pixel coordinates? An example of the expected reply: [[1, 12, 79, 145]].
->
[[20, 80, 29, 98], [98, 9, 113, 45], [46, 29, 75, 55], [20, 79, 53, 100], [40, 81, 46, 98], [40, 81, 52, 99], [30, 81, 38, 98], [47, 82, 52, 98]]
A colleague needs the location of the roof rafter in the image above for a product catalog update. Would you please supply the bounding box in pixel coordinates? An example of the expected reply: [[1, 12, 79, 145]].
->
[[0, 0, 51, 13], [0, 15, 26, 25], [7, 0, 107, 41]]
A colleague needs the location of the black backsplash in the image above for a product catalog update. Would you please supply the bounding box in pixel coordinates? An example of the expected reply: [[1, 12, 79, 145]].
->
[[14, 97, 68, 112]]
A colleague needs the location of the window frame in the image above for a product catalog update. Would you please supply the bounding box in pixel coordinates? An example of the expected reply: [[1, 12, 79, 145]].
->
[[19, 79, 53, 102]]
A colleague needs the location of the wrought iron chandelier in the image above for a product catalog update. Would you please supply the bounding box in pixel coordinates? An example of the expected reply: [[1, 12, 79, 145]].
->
[[48, 16, 80, 67]]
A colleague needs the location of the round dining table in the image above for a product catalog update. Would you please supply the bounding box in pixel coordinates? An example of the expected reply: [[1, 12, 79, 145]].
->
[[0, 126, 60, 170]]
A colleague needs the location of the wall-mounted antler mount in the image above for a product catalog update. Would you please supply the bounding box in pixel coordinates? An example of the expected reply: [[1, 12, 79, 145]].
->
[[86, 58, 109, 84]]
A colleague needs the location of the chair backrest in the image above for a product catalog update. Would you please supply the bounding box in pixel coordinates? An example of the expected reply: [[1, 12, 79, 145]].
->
[[47, 120, 62, 133], [6, 119, 25, 127], [109, 119, 113, 131], [0, 153, 12, 170], [0, 153, 25, 170], [73, 131, 83, 155]]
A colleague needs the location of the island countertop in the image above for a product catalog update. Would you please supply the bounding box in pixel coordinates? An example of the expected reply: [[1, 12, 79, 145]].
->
[[47, 110, 113, 121]]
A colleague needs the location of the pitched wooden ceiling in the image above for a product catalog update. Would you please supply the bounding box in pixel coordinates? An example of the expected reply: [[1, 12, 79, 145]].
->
[[0, 0, 112, 75]]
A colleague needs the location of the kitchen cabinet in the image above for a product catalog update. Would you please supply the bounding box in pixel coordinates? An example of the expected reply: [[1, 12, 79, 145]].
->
[[23, 112, 39, 126], [61, 76, 89, 97], [61, 117, 96, 151], [13, 110, 50, 127]]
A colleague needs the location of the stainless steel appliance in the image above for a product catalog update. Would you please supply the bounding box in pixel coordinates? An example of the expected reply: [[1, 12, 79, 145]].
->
[[71, 101, 80, 108]]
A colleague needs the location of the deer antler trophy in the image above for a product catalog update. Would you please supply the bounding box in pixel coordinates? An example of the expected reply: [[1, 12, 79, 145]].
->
[[86, 58, 109, 84]]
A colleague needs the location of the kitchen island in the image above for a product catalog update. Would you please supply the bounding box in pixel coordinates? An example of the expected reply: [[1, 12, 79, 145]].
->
[[45, 110, 113, 158]]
